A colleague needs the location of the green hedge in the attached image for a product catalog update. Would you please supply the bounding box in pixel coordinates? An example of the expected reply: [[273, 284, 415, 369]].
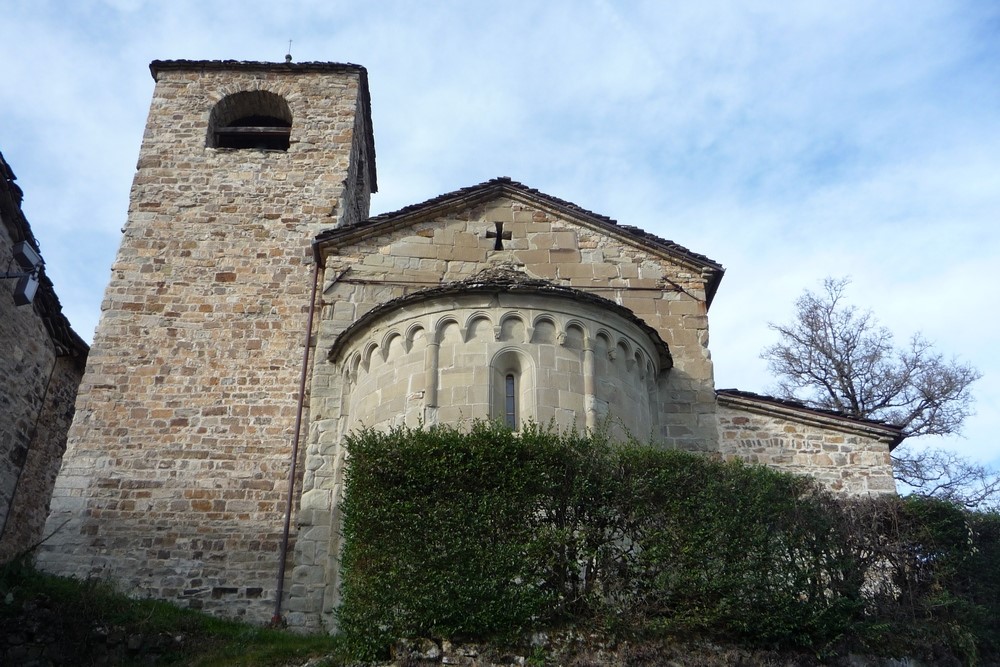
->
[[336, 423, 1000, 663]]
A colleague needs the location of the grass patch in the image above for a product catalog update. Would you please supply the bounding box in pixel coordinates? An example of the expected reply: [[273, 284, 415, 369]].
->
[[0, 557, 345, 666]]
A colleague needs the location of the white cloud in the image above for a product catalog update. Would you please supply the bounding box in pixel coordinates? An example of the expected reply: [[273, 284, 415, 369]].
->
[[1, 0, 997, 470]]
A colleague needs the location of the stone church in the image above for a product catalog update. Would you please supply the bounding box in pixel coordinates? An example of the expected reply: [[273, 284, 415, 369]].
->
[[37, 60, 902, 631]]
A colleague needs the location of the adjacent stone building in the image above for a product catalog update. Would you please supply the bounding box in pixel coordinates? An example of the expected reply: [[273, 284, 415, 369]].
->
[[37, 60, 903, 631], [0, 151, 88, 562]]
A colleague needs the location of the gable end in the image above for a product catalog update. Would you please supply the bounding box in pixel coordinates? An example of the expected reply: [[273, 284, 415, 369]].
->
[[314, 177, 724, 305]]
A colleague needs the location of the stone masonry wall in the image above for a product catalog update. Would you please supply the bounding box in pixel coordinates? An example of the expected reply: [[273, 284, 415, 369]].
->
[[38, 62, 373, 625], [0, 223, 58, 550], [0, 356, 83, 561], [316, 194, 717, 445], [0, 156, 86, 561], [334, 291, 665, 437], [717, 396, 898, 497], [292, 191, 719, 630]]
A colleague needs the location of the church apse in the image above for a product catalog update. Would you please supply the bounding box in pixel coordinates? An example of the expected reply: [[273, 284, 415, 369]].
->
[[326, 271, 671, 439]]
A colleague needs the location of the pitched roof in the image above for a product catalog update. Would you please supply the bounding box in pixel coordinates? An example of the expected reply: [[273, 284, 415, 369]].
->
[[315, 177, 725, 305], [716, 388, 905, 448], [0, 152, 89, 363]]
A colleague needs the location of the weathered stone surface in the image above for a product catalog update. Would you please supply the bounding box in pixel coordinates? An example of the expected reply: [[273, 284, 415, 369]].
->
[[329, 286, 667, 439], [299, 187, 727, 628], [36, 61, 375, 627], [717, 391, 898, 496], [0, 152, 87, 563]]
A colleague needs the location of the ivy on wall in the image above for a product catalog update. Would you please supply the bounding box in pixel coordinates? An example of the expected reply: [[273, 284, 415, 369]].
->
[[337, 422, 999, 663]]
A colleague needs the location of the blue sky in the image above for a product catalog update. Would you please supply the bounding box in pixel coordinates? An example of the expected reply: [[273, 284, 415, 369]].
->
[[2, 0, 998, 472]]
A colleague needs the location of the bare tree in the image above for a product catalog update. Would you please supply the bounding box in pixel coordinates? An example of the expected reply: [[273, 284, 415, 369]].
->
[[892, 445, 1000, 510], [763, 277, 993, 508]]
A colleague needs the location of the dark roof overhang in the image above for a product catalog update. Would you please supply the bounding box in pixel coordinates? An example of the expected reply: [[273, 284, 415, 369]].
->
[[150, 59, 367, 77], [0, 152, 89, 364], [716, 388, 906, 450]]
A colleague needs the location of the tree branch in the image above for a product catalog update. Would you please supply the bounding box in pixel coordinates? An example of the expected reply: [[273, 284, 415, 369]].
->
[[761, 276, 990, 508]]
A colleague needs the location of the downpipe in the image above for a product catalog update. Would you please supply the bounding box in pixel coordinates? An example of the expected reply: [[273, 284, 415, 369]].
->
[[272, 256, 322, 625]]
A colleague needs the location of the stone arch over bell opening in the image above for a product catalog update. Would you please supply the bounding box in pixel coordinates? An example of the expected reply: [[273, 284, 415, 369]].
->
[[207, 90, 293, 150]]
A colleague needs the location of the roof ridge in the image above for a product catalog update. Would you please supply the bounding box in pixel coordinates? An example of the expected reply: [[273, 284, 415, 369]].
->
[[716, 388, 904, 434], [316, 177, 725, 304], [0, 152, 89, 362]]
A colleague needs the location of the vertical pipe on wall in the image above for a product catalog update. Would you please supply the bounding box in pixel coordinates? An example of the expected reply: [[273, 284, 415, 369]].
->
[[272, 258, 321, 625]]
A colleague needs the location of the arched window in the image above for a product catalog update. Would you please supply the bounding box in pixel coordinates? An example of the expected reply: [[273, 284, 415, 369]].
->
[[504, 374, 517, 429], [207, 91, 292, 151], [491, 349, 533, 430]]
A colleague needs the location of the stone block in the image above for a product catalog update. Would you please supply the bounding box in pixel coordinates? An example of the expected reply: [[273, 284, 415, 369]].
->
[[513, 249, 550, 264], [299, 489, 332, 511], [557, 263, 595, 279], [439, 245, 487, 262]]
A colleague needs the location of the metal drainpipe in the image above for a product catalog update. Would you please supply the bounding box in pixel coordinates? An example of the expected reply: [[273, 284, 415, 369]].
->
[[272, 253, 322, 625]]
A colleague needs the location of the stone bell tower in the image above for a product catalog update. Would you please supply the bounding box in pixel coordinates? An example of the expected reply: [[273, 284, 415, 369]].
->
[[38, 60, 376, 623]]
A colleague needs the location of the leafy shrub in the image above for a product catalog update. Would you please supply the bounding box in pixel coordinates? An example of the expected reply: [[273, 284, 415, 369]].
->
[[338, 422, 568, 658], [336, 422, 999, 664]]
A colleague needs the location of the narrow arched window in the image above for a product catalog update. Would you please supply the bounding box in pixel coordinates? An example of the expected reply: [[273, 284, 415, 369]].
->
[[491, 349, 533, 429], [504, 374, 517, 429]]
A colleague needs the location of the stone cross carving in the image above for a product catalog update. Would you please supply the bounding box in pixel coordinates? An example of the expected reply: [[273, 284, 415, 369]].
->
[[485, 221, 512, 250]]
